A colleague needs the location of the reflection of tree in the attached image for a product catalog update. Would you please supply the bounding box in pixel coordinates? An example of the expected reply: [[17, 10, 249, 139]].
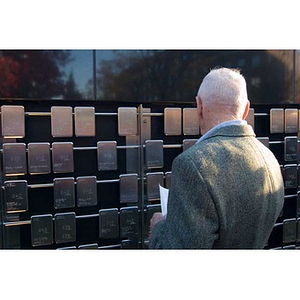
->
[[95, 50, 293, 104], [64, 72, 82, 100], [0, 50, 73, 99]]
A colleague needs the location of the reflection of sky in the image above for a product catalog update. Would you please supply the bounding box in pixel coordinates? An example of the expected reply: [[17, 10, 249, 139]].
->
[[63, 50, 116, 94]]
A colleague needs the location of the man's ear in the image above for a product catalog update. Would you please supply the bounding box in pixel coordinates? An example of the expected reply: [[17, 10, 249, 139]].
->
[[195, 96, 203, 119], [242, 100, 250, 120]]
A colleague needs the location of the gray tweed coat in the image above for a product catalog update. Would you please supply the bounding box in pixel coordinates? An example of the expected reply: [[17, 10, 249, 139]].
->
[[149, 124, 284, 249]]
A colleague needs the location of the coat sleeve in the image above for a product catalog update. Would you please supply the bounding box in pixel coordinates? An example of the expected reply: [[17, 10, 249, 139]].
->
[[149, 153, 219, 249]]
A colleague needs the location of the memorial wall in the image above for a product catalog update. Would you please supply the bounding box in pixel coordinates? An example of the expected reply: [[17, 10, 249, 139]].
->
[[0, 50, 299, 249]]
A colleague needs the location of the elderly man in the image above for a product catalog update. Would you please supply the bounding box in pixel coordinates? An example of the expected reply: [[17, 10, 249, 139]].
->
[[149, 67, 284, 249]]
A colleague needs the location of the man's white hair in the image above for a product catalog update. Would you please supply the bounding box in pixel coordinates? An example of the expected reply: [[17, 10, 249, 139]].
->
[[197, 67, 248, 116]]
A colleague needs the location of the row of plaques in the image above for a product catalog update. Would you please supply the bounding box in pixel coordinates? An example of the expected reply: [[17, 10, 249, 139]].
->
[[270, 108, 300, 134], [31, 207, 141, 246], [282, 218, 300, 244], [4, 172, 172, 212]]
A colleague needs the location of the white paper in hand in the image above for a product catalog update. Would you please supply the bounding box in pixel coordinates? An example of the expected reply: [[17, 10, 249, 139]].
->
[[159, 184, 169, 218]]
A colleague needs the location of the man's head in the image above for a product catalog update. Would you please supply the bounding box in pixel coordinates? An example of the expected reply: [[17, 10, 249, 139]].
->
[[196, 67, 250, 134]]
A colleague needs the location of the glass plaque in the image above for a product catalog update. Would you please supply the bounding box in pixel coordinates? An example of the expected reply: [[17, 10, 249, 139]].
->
[[183, 139, 198, 152], [246, 108, 255, 130], [52, 142, 74, 173], [74, 106, 95, 137], [53, 177, 75, 209], [51, 106, 73, 137], [4, 180, 28, 213], [119, 173, 138, 203], [54, 212, 76, 244], [257, 137, 270, 148], [145, 140, 164, 169], [146, 172, 164, 201], [183, 108, 199, 136], [97, 141, 117, 171], [3, 143, 27, 176], [283, 218, 297, 243], [99, 208, 119, 239], [284, 137, 298, 162], [164, 107, 182, 136], [165, 172, 172, 189], [120, 206, 139, 239], [78, 243, 98, 249], [284, 164, 297, 189], [270, 108, 284, 133], [31, 214, 53, 247], [118, 107, 137, 136], [1, 105, 25, 138], [28, 142, 51, 175], [285, 109, 298, 133], [76, 176, 97, 207]]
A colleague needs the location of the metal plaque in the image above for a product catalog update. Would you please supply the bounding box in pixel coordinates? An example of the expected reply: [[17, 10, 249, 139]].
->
[[74, 106, 95, 137], [76, 176, 97, 207], [118, 107, 137, 136], [53, 177, 75, 209], [54, 212, 76, 244], [257, 137, 270, 148], [165, 172, 172, 189], [119, 173, 138, 203], [284, 137, 298, 162], [99, 208, 119, 239], [183, 108, 199, 135], [1, 105, 25, 138], [146, 172, 164, 201], [121, 240, 139, 249], [146, 204, 161, 234], [145, 140, 164, 169], [270, 108, 284, 133], [51, 106, 73, 137], [120, 206, 139, 239], [3, 143, 27, 176], [31, 214, 53, 247], [283, 218, 297, 243], [285, 109, 298, 133], [78, 243, 98, 249], [4, 180, 28, 213], [97, 141, 117, 171], [28, 142, 51, 175], [246, 108, 255, 130], [183, 139, 198, 152], [284, 164, 297, 189], [52, 142, 74, 173], [164, 107, 182, 136], [297, 219, 300, 242], [297, 192, 300, 218]]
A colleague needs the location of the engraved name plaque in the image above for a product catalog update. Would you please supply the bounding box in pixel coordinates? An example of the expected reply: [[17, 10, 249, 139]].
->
[[246, 108, 255, 130], [283, 218, 297, 243], [183, 108, 199, 135], [4, 180, 28, 213], [284, 137, 298, 162], [51, 106, 73, 137], [270, 108, 284, 133], [119, 173, 138, 203], [118, 107, 137, 136], [97, 141, 117, 171], [284, 164, 297, 189], [146, 204, 161, 234], [164, 107, 182, 136], [183, 139, 198, 152], [257, 137, 270, 148], [165, 171, 172, 189], [120, 206, 139, 239], [3, 143, 27, 176], [31, 214, 53, 247], [28, 142, 51, 175], [74, 106, 95, 137], [76, 176, 97, 207], [145, 140, 164, 169], [54, 212, 76, 244], [99, 208, 119, 239], [52, 142, 74, 173], [146, 172, 164, 201], [1, 105, 25, 138], [53, 177, 75, 209], [285, 109, 298, 133]]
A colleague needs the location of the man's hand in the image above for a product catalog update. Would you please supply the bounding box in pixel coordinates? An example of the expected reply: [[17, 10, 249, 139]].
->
[[149, 212, 165, 236]]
